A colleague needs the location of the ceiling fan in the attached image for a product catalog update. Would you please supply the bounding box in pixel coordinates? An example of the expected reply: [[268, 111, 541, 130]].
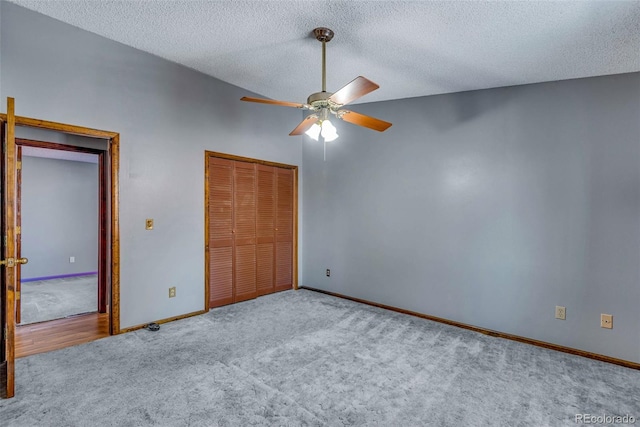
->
[[241, 27, 392, 141]]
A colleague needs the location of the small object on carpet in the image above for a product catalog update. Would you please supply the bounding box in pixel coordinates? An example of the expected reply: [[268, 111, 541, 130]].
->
[[144, 322, 160, 331]]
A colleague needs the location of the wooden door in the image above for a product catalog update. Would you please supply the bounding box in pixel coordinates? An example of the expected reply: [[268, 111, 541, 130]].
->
[[1, 98, 18, 398], [232, 162, 257, 302], [256, 165, 275, 296], [275, 168, 294, 292], [15, 147, 22, 324], [208, 157, 234, 308]]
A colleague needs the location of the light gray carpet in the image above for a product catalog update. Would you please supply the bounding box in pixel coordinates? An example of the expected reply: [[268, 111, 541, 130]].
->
[[1, 289, 638, 426], [19, 275, 98, 325]]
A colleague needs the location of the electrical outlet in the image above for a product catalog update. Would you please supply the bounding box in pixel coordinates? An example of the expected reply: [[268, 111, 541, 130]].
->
[[169, 287, 176, 298], [146, 219, 154, 230], [69, 256, 75, 263], [600, 314, 612, 329], [555, 306, 566, 320], [326, 269, 330, 277]]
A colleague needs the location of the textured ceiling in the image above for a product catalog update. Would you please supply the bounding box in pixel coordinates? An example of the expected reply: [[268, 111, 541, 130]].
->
[[9, 1, 640, 104]]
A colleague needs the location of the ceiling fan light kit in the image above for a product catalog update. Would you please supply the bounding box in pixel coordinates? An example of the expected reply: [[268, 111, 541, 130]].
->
[[240, 27, 392, 142]]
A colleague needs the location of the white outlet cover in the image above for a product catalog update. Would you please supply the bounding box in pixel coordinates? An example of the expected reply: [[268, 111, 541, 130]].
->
[[70, 256, 75, 263], [601, 314, 613, 329]]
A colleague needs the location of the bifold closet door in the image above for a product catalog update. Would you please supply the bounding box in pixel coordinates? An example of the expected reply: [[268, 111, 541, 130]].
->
[[208, 157, 234, 308], [275, 168, 294, 291], [256, 165, 276, 296], [232, 162, 257, 303], [209, 157, 293, 308]]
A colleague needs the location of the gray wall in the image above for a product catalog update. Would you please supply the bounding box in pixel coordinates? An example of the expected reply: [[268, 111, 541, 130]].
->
[[21, 156, 98, 278], [303, 72, 640, 363], [1, 3, 303, 328]]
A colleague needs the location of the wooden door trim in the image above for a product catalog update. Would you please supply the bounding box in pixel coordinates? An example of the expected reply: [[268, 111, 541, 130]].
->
[[293, 166, 298, 293], [206, 151, 299, 170], [0, 114, 117, 139], [204, 151, 298, 311], [15, 138, 108, 315], [0, 114, 121, 335], [15, 138, 105, 155]]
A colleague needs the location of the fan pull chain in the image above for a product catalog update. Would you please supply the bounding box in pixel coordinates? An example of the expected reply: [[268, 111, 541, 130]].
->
[[324, 139, 327, 162]]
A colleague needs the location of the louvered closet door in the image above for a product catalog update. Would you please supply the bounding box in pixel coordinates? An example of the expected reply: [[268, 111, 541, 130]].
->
[[233, 162, 257, 302], [208, 158, 234, 308], [256, 165, 276, 296], [275, 168, 294, 291]]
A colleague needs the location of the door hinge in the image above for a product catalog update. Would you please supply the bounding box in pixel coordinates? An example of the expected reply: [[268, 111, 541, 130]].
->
[[15, 290, 20, 300], [3, 325, 7, 340], [15, 226, 20, 235], [16, 161, 21, 170]]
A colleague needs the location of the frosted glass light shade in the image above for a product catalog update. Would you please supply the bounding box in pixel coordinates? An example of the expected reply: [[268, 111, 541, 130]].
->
[[305, 123, 321, 140], [304, 119, 339, 142], [321, 120, 339, 142]]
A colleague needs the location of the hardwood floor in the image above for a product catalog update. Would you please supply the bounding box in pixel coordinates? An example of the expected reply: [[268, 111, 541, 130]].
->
[[16, 312, 110, 358]]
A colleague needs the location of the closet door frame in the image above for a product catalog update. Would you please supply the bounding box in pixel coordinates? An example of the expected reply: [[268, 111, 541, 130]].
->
[[204, 151, 298, 311]]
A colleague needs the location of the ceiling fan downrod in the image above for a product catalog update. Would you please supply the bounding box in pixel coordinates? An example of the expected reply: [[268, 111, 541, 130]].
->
[[313, 27, 334, 93], [322, 39, 326, 92]]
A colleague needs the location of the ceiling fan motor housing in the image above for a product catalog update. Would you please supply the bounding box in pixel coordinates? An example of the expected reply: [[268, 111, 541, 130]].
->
[[307, 91, 338, 111]]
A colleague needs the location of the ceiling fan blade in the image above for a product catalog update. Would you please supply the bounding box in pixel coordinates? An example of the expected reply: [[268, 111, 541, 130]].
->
[[338, 110, 392, 132], [329, 76, 379, 106], [289, 115, 319, 136], [241, 96, 307, 109]]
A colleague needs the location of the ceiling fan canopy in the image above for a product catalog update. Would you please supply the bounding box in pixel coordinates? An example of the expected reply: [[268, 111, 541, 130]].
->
[[241, 27, 392, 140]]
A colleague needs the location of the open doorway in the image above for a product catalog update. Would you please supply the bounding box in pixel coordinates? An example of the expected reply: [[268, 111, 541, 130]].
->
[[1, 103, 120, 397], [16, 140, 107, 325]]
